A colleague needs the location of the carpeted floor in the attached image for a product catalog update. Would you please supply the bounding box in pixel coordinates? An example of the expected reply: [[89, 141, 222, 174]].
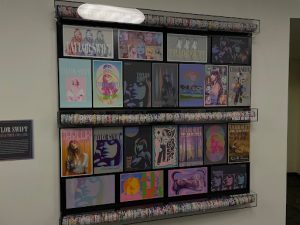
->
[[287, 173, 300, 225]]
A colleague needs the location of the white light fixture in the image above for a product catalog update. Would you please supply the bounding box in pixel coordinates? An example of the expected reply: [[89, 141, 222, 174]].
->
[[77, 3, 145, 24]]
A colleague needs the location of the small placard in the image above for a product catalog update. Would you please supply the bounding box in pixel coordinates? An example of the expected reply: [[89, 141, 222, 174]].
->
[[0, 120, 33, 161]]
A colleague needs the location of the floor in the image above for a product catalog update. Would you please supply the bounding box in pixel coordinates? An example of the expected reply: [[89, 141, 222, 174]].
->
[[287, 173, 300, 225]]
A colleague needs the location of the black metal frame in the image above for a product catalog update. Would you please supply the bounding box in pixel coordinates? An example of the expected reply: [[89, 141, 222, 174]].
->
[[57, 16, 253, 219]]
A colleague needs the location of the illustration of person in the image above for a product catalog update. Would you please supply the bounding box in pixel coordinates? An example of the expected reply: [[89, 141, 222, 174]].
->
[[207, 69, 223, 105], [144, 32, 154, 45], [66, 78, 85, 102], [211, 174, 222, 191], [156, 129, 171, 165], [235, 173, 246, 189], [124, 75, 151, 107], [232, 72, 244, 105], [223, 174, 234, 190], [135, 38, 146, 59], [145, 46, 155, 60], [100, 64, 119, 104], [94, 139, 121, 167], [131, 138, 151, 169], [94, 30, 109, 57], [218, 37, 232, 62], [128, 45, 137, 59], [66, 140, 89, 175], [65, 28, 83, 56], [161, 73, 177, 106], [82, 29, 96, 56], [73, 177, 103, 207]]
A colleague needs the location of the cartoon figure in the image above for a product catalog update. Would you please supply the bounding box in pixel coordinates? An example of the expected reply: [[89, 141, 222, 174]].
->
[[161, 73, 177, 106], [206, 69, 224, 105], [66, 78, 85, 102], [66, 28, 83, 55], [232, 72, 244, 105], [223, 174, 234, 190], [135, 38, 146, 59], [66, 140, 89, 175], [131, 138, 151, 170]]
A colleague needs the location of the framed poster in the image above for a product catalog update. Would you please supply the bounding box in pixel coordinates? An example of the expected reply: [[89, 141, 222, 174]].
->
[[228, 66, 251, 106], [211, 36, 251, 65], [211, 164, 248, 192], [63, 25, 114, 58], [152, 125, 178, 169], [228, 123, 250, 163], [118, 29, 163, 61], [123, 62, 151, 108], [93, 60, 123, 108], [204, 124, 227, 165], [60, 128, 93, 177], [167, 33, 207, 62], [124, 126, 152, 172], [204, 65, 228, 107], [93, 127, 123, 174], [179, 125, 203, 167], [66, 175, 115, 209], [152, 63, 178, 107], [179, 64, 205, 107], [168, 167, 208, 197], [120, 170, 164, 202], [59, 58, 92, 108]]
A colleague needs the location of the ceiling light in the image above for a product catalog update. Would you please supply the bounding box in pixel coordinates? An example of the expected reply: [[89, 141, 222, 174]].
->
[[77, 3, 145, 24]]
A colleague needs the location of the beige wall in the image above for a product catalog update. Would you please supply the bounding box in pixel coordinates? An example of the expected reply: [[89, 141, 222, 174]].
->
[[0, 0, 297, 224], [287, 20, 300, 173]]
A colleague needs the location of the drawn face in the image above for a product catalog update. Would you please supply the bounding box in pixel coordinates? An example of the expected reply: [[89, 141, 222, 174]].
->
[[97, 140, 119, 160], [86, 30, 93, 41], [127, 82, 146, 100], [74, 30, 82, 42], [136, 41, 145, 56]]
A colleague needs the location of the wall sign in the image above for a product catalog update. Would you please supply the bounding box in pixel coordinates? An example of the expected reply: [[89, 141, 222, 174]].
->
[[0, 120, 33, 160]]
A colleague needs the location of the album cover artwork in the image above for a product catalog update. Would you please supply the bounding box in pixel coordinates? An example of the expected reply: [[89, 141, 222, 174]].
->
[[179, 125, 203, 167], [211, 164, 248, 192], [120, 170, 164, 202], [63, 25, 114, 58], [152, 125, 178, 169], [228, 66, 251, 106], [66, 175, 115, 209], [152, 63, 178, 107], [168, 167, 208, 197], [204, 124, 227, 165], [124, 126, 152, 171], [228, 123, 250, 163], [123, 62, 151, 108], [93, 127, 123, 174], [167, 33, 207, 62], [59, 58, 92, 108], [118, 30, 163, 61], [93, 60, 123, 108], [204, 65, 228, 106], [179, 64, 205, 107], [60, 128, 93, 177], [212, 36, 251, 64]]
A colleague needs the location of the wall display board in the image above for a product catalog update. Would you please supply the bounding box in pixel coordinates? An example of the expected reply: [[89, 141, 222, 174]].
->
[[56, 2, 259, 224]]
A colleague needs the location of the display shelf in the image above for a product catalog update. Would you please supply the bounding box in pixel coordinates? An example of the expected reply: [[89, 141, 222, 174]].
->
[[58, 108, 257, 127], [54, 1, 260, 34], [61, 192, 257, 225]]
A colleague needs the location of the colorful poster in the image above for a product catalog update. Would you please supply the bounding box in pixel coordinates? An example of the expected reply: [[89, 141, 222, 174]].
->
[[204, 65, 228, 106], [179, 125, 203, 167], [123, 62, 151, 108], [93, 60, 123, 108], [152, 125, 178, 169], [204, 124, 227, 165], [228, 66, 251, 106], [211, 164, 248, 192], [60, 128, 93, 177], [118, 30, 163, 61], [120, 171, 164, 202], [179, 64, 205, 107], [228, 123, 250, 163], [63, 25, 114, 58], [168, 167, 208, 197], [152, 63, 178, 107], [93, 127, 123, 174], [66, 175, 115, 209], [212, 36, 251, 65], [124, 126, 152, 171], [59, 58, 92, 108], [167, 34, 207, 62]]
